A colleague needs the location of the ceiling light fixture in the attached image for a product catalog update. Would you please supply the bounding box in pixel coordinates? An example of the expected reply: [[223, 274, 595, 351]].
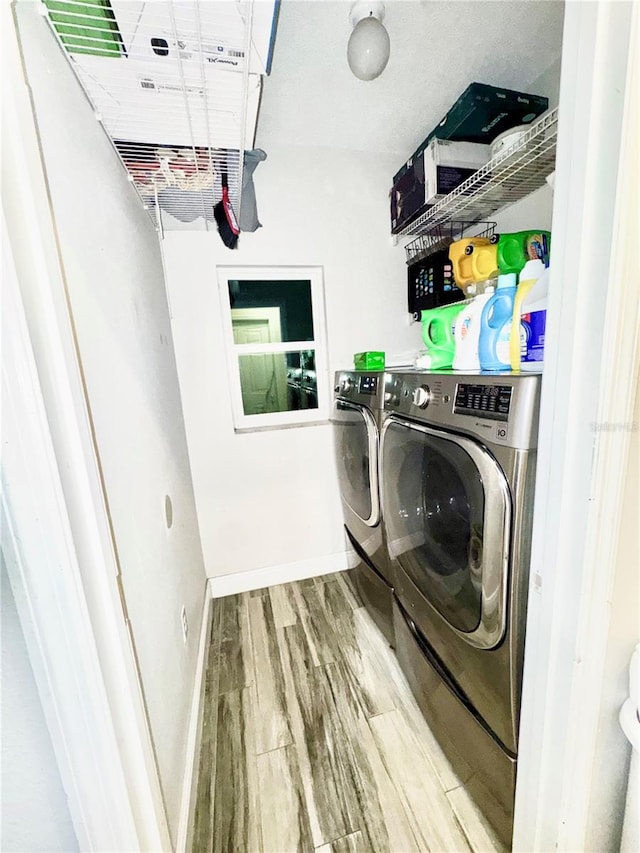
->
[[347, 1, 390, 82]]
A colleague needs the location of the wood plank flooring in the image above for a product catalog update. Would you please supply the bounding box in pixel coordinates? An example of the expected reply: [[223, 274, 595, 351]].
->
[[191, 571, 505, 853]]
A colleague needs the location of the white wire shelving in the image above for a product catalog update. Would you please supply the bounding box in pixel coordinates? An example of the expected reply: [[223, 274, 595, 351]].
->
[[399, 108, 559, 261], [405, 220, 498, 266], [42, 0, 277, 230]]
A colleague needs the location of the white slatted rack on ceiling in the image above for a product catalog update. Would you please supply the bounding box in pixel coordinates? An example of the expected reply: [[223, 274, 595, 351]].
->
[[42, 0, 278, 230]]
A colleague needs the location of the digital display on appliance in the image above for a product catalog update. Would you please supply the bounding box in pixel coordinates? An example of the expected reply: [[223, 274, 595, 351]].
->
[[454, 383, 512, 421], [359, 376, 379, 395]]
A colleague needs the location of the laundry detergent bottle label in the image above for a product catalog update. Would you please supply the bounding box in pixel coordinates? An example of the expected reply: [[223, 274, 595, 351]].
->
[[522, 309, 547, 362], [510, 259, 545, 371], [519, 264, 551, 371]]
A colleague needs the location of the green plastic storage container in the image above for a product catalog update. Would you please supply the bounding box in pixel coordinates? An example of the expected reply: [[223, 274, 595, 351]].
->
[[354, 351, 385, 371]]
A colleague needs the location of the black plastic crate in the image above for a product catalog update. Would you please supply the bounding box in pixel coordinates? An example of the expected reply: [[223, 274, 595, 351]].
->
[[407, 248, 464, 318]]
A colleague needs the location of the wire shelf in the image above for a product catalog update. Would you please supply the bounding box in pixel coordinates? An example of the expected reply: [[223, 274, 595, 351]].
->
[[398, 108, 558, 238], [42, 0, 277, 230], [405, 220, 497, 265]]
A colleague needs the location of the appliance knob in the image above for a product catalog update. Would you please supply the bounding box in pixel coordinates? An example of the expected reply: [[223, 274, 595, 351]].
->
[[341, 378, 353, 394], [412, 384, 431, 409]]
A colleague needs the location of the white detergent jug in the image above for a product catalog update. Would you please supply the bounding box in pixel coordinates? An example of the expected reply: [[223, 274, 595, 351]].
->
[[453, 283, 495, 371], [519, 265, 550, 372]]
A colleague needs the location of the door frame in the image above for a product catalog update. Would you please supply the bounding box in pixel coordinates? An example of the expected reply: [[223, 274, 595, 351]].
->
[[2, 5, 170, 848], [513, 2, 639, 849], [3, 2, 637, 851]]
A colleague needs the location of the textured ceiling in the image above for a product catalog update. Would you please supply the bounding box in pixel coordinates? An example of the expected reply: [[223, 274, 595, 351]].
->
[[256, 0, 565, 156]]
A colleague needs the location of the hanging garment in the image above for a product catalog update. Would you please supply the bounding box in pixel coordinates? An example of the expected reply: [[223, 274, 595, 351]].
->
[[240, 148, 267, 232]]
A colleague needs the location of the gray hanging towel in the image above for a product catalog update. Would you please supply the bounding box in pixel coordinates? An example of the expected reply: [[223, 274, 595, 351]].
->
[[240, 149, 267, 232]]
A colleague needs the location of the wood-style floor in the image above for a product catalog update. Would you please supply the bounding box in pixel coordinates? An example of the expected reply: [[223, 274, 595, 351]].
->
[[191, 571, 505, 853]]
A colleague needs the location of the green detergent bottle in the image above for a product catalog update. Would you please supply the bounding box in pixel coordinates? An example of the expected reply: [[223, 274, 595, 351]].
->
[[420, 302, 467, 369], [497, 230, 551, 274]]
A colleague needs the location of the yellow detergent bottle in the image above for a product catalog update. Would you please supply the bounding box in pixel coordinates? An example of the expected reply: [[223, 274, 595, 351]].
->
[[510, 259, 545, 371], [449, 237, 492, 290], [470, 241, 499, 283]]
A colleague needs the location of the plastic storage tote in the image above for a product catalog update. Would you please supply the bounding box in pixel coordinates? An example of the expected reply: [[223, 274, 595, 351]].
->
[[407, 249, 462, 318]]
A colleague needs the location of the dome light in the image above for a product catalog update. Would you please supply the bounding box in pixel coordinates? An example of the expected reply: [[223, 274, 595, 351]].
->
[[347, 2, 390, 82]]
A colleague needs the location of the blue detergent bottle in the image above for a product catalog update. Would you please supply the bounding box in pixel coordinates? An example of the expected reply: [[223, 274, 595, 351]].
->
[[479, 273, 517, 371]]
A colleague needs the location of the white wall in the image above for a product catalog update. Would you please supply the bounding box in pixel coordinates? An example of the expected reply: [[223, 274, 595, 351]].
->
[[1, 558, 78, 853], [164, 142, 423, 578], [492, 184, 554, 234], [14, 5, 208, 844], [528, 55, 563, 110], [490, 44, 561, 234]]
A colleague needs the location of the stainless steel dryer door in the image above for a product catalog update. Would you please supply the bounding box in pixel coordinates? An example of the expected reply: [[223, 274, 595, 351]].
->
[[332, 399, 380, 526], [381, 416, 511, 649]]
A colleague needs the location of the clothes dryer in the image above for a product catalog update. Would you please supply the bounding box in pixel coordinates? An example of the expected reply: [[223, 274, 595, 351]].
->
[[380, 370, 541, 847], [332, 370, 393, 644]]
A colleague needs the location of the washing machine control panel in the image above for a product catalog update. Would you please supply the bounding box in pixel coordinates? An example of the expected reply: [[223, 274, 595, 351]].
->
[[383, 372, 540, 450], [358, 375, 379, 395], [412, 384, 431, 409], [454, 383, 512, 421]]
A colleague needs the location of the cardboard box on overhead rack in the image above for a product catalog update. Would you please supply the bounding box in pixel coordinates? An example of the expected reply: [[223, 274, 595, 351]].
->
[[391, 139, 491, 234], [72, 53, 262, 149], [393, 82, 549, 185], [111, 0, 279, 75]]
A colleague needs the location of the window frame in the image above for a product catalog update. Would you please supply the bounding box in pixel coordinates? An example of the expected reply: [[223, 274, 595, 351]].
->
[[217, 266, 329, 431]]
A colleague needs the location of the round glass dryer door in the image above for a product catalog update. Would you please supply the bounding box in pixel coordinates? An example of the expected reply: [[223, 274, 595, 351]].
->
[[332, 400, 379, 526], [381, 417, 511, 649]]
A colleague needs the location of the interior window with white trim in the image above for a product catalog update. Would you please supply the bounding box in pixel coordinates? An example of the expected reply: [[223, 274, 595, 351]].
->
[[218, 267, 329, 430]]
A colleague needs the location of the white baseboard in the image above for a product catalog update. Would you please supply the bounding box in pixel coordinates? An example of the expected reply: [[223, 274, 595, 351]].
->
[[175, 585, 213, 853], [208, 551, 351, 598]]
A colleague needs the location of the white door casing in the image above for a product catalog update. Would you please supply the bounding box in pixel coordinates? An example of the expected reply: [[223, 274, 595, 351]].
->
[[514, 2, 639, 850], [2, 5, 171, 849]]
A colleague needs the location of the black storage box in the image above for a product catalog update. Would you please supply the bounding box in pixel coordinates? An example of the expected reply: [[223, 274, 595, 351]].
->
[[393, 82, 549, 185], [407, 249, 464, 318], [391, 156, 432, 234]]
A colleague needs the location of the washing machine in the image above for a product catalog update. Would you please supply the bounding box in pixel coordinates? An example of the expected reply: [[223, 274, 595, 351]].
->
[[332, 370, 394, 644], [380, 370, 541, 847]]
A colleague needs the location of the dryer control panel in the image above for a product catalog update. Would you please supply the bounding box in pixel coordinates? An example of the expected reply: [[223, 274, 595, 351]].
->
[[333, 370, 386, 418], [454, 383, 512, 421]]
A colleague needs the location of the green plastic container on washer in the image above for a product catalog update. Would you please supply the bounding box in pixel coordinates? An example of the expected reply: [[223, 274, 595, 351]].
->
[[420, 302, 467, 369], [353, 351, 385, 371]]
